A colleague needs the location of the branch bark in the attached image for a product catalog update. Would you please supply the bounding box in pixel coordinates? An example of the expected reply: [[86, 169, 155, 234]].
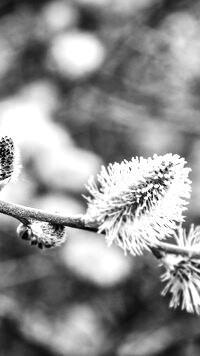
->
[[0, 199, 198, 259]]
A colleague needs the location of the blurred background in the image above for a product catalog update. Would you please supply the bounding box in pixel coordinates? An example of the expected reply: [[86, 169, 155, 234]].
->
[[0, 0, 200, 355]]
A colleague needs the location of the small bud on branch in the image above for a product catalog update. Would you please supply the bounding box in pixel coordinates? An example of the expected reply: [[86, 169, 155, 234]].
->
[[17, 221, 67, 249]]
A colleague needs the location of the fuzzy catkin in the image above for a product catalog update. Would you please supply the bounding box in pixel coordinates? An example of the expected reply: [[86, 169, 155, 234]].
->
[[86, 154, 191, 255], [161, 225, 200, 314]]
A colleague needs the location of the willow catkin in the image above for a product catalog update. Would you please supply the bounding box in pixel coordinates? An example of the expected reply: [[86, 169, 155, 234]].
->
[[85, 154, 191, 255]]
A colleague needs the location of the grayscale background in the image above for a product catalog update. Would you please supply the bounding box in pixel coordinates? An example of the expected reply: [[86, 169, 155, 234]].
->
[[0, 0, 199, 355]]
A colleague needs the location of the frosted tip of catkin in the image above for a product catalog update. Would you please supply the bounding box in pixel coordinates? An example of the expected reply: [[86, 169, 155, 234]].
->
[[17, 221, 67, 249], [0, 135, 21, 190]]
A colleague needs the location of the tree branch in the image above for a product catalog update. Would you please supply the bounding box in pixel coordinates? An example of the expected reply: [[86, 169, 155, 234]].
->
[[0, 199, 199, 259], [0, 199, 95, 230]]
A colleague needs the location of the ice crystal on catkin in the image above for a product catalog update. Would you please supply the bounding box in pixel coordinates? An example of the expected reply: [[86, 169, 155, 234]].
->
[[85, 154, 191, 255], [161, 226, 200, 314], [0, 136, 20, 189], [17, 221, 67, 249]]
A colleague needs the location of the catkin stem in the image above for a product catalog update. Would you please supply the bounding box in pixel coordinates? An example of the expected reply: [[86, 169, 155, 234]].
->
[[0, 199, 198, 259]]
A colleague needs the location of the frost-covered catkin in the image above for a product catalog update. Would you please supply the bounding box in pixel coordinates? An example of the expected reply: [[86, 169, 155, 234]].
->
[[17, 221, 67, 249], [161, 225, 200, 314], [0, 135, 20, 190], [85, 154, 191, 255]]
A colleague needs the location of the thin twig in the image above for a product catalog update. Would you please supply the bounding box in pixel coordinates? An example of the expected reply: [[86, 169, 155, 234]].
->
[[0, 199, 199, 259], [154, 241, 200, 259], [0, 199, 92, 229]]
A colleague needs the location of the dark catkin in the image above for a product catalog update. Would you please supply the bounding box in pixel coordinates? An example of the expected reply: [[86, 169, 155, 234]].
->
[[0, 136, 20, 187]]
